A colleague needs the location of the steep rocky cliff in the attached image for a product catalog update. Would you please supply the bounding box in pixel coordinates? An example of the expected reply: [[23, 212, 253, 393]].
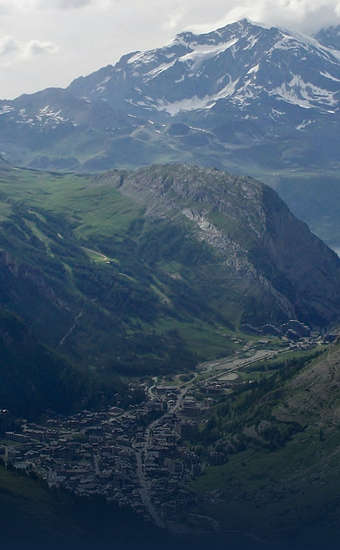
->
[[106, 164, 340, 327]]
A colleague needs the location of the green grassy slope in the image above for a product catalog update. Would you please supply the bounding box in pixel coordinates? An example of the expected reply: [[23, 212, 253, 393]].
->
[[0, 166, 238, 373]]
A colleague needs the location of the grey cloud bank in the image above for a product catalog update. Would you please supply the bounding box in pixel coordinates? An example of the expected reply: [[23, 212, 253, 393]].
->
[[1, 0, 340, 98]]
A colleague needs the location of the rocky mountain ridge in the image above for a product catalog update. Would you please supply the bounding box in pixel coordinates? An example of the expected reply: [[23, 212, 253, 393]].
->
[[315, 24, 340, 50], [2, 19, 340, 245], [1, 18, 340, 174], [69, 19, 340, 118], [107, 165, 340, 327]]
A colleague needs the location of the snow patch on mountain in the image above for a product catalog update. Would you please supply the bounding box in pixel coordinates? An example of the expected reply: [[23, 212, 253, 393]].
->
[[156, 96, 214, 115], [0, 105, 15, 115], [265, 29, 340, 65], [270, 75, 337, 109], [6, 104, 74, 128], [155, 76, 240, 115], [175, 75, 185, 84], [215, 78, 240, 100], [296, 119, 313, 130], [272, 35, 308, 53], [145, 60, 177, 81], [36, 105, 69, 124], [320, 71, 340, 82], [247, 64, 259, 75], [127, 51, 157, 67], [178, 39, 238, 70], [96, 76, 111, 94]]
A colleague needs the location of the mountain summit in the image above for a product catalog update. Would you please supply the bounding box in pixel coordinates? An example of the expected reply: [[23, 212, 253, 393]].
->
[[2, 18, 340, 171], [1, 19, 340, 244], [69, 18, 340, 119]]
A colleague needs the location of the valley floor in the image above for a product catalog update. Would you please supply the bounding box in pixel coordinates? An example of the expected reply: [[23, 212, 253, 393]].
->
[[0, 331, 323, 542]]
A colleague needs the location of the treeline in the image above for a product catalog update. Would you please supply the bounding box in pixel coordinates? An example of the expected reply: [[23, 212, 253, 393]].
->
[[0, 308, 126, 422], [185, 351, 321, 456]]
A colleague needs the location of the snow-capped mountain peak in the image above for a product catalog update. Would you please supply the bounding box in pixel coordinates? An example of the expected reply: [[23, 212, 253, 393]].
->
[[1, 18, 340, 176], [64, 17, 340, 122]]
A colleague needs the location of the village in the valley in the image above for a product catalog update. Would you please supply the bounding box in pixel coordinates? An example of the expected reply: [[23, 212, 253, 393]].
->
[[0, 324, 330, 530]]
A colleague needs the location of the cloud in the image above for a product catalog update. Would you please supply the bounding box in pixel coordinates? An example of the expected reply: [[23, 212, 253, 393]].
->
[[0, 35, 58, 66], [3, 1, 340, 32], [0, 36, 20, 57], [221, 0, 340, 34], [114, 0, 340, 38], [170, 0, 340, 35], [0, 0, 97, 11], [23, 40, 59, 57], [37, 0, 94, 9], [3, 0, 340, 99]]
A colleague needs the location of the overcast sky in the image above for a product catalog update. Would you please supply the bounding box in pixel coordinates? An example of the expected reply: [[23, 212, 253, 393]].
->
[[1, 0, 340, 99]]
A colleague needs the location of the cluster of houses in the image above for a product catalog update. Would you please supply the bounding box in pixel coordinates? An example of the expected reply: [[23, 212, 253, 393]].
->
[[0, 385, 206, 525], [1, 333, 322, 527]]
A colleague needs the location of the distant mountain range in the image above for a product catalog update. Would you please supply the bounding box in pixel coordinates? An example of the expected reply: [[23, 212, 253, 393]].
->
[[1, 19, 340, 246]]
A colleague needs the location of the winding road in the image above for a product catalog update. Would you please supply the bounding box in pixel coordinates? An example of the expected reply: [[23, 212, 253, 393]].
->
[[133, 347, 286, 528]]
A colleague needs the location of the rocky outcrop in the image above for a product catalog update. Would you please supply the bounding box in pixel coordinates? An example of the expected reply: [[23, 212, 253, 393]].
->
[[105, 164, 340, 328]]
